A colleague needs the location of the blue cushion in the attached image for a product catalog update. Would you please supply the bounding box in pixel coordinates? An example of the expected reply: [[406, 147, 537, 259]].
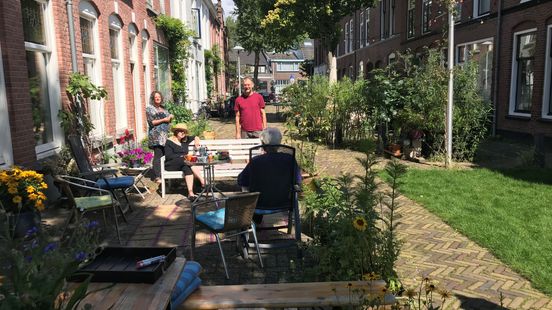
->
[[170, 261, 203, 309], [96, 176, 134, 189], [196, 208, 225, 230], [255, 208, 286, 215], [171, 277, 201, 309]]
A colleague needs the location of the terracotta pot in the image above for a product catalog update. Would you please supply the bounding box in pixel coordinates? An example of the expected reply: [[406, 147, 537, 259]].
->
[[388, 143, 401, 156], [203, 131, 216, 140]]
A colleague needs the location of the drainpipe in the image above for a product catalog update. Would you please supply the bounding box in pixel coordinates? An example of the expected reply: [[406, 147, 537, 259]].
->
[[491, 0, 503, 136], [66, 0, 78, 73]]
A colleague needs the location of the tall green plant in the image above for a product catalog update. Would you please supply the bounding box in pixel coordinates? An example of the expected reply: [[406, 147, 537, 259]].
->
[[61, 72, 107, 139], [155, 15, 194, 103], [164, 101, 193, 124]]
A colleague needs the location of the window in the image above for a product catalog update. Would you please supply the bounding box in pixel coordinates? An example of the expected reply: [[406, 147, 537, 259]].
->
[[159, 0, 165, 14], [542, 25, 552, 117], [380, 0, 395, 39], [422, 0, 432, 34], [365, 9, 370, 46], [344, 22, 349, 54], [128, 23, 143, 139], [509, 30, 536, 115], [141, 30, 151, 107], [0, 43, 13, 167], [276, 62, 299, 72], [274, 80, 290, 94], [359, 61, 364, 78], [80, 1, 103, 137], [349, 19, 353, 52], [191, 8, 201, 39], [388, 52, 396, 65], [153, 43, 170, 98], [474, 0, 490, 18], [456, 39, 494, 101], [246, 65, 265, 74], [360, 11, 365, 48], [455, 1, 462, 23], [23, 0, 61, 156], [109, 14, 127, 132], [407, 0, 415, 38]]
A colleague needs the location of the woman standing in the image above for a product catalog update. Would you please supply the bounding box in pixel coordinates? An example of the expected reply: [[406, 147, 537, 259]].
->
[[164, 123, 205, 200], [146, 91, 173, 183]]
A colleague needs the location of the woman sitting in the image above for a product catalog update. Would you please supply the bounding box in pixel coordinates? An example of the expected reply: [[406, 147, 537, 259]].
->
[[164, 123, 205, 201]]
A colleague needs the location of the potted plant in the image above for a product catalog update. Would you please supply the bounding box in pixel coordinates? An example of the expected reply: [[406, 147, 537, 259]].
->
[[0, 167, 48, 238], [117, 130, 153, 168]]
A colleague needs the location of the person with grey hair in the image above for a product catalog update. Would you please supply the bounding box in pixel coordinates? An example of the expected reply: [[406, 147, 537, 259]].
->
[[234, 76, 267, 139], [238, 128, 302, 224]]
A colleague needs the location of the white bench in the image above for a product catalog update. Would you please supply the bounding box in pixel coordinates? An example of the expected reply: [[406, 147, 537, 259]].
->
[[160, 139, 261, 197]]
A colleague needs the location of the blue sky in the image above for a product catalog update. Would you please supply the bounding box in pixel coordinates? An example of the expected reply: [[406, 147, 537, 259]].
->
[[221, 0, 235, 16]]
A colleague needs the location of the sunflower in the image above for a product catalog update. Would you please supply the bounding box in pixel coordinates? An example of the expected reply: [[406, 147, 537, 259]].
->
[[352, 216, 367, 231], [362, 272, 381, 281], [438, 289, 451, 299]]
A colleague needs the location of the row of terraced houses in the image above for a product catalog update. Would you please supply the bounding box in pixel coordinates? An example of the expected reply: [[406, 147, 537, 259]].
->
[[314, 0, 552, 144], [0, 0, 228, 168]]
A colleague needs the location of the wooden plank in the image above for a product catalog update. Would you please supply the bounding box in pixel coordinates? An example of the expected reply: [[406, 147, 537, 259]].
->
[[179, 280, 391, 309], [76, 257, 186, 310]]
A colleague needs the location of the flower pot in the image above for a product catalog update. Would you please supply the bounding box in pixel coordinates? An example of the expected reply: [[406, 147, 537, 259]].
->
[[5, 211, 41, 238], [203, 131, 216, 140], [388, 143, 402, 157]]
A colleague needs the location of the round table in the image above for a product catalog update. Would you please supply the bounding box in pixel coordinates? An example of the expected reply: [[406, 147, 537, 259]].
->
[[120, 165, 152, 199], [186, 159, 229, 203]]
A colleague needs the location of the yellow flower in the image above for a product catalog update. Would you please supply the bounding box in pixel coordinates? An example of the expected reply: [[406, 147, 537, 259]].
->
[[352, 216, 367, 231], [40, 182, 48, 189], [35, 200, 45, 211], [7, 186, 18, 194], [26, 186, 35, 194], [362, 272, 381, 281], [28, 193, 38, 201], [12, 196, 22, 204]]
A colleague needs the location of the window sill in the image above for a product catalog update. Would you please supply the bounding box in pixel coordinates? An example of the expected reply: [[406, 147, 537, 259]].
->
[[505, 114, 531, 121]]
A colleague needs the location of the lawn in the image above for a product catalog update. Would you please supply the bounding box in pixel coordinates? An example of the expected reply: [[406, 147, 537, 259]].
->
[[385, 167, 552, 295]]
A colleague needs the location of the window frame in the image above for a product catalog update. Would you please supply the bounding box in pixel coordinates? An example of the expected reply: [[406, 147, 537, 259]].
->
[[365, 8, 370, 46], [422, 0, 432, 34], [360, 11, 365, 48], [542, 25, 552, 118], [349, 19, 354, 52], [455, 38, 494, 102], [407, 0, 415, 38], [0, 43, 13, 167], [108, 15, 128, 133], [473, 0, 490, 18], [344, 21, 349, 54], [23, 0, 62, 158], [509, 28, 537, 116]]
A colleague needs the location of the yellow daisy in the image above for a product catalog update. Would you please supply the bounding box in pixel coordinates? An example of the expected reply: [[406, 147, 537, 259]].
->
[[352, 216, 367, 231], [12, 196, 22, 204]]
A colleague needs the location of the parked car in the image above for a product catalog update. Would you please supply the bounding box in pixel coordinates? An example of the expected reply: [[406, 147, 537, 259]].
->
[[259, 91, 276, 104]]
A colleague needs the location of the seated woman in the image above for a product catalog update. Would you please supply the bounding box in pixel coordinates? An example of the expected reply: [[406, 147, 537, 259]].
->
[[164, 123, 205, 201]]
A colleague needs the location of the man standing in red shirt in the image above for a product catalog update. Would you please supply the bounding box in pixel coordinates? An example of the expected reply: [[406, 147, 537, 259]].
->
[[235, 77, 267, 138]]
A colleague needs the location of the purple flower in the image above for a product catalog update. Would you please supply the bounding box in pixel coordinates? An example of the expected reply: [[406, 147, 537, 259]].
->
[[75, 251, 87, 262], [25, 255, 33, 262], [43, 242, 58, 253], [25, 226, 39, 237], [87, 220, 99, 229]]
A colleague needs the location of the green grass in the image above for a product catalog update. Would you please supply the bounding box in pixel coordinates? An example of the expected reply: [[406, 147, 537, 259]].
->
[[384, 167, 552, 295]]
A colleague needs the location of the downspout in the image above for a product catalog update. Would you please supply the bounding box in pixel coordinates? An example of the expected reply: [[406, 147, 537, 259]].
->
[[66, 0, 78, 72], [491, 0, 503, 136]]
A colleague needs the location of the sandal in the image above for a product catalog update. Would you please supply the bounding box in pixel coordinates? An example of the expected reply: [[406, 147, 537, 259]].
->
[[187, 195, 198, 202]]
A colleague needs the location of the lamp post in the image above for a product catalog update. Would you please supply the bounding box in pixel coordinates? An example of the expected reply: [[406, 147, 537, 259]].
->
[[233, 45, 244, 96], [445, 1, 455, 168]]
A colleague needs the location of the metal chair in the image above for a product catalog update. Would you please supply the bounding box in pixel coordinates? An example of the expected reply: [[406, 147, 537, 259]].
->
[[191, 192, 263, 279], [54, 175, 123, 244], [67, 135, 135, 216], [245, 144, 302, 249]]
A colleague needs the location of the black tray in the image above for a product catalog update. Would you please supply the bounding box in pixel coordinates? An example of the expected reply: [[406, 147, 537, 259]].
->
[[70, 246, 177, 283]]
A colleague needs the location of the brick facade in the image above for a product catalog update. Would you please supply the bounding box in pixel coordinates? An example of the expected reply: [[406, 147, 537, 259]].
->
[[316, 0, 552, 139]]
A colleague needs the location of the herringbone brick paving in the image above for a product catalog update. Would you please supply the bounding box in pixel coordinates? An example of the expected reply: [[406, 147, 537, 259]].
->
[[44, 105, 551, 309]]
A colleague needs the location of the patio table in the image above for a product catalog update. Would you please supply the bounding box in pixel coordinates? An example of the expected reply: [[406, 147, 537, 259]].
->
[[187, 159, 229, 203], [120, 165, 152, 199]]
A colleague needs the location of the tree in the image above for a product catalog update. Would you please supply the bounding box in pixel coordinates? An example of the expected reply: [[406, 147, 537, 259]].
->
[[234, 0, 301, 85], [262, 0, 377, 82]]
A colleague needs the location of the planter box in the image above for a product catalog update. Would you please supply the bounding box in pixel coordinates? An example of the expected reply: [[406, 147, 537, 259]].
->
[[70, 247, 177, 284]]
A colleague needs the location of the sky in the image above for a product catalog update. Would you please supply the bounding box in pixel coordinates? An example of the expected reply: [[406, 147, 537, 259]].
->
[[221, 0, 236, 16]]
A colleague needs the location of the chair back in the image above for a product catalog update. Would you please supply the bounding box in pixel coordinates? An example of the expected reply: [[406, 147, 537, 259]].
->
[[247, 144, 297, 211], [67, 135, 94, 174], [223, 192, 260, 231]]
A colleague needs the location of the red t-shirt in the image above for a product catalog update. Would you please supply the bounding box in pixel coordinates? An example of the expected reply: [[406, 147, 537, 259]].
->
[[234, 92, 265, 131]]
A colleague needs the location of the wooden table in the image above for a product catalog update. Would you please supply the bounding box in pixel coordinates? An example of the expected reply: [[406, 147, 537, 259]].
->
[[74, 257, 186, 310]]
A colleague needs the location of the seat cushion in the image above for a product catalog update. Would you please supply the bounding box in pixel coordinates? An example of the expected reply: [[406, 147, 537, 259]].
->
[[74, 195, 113, 211], [196, 208, 225, 230], [96, 176, 134, 189]]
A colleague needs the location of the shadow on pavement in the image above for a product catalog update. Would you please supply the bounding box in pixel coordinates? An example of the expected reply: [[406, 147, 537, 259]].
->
[[455, 293, 508, 310]]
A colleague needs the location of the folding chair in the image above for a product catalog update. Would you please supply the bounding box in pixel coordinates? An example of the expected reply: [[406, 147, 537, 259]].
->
[[191, 192, 263, 279], [245, 144, 302, 249], [54, 175, 124, 244], [67, 135, 135, 216]]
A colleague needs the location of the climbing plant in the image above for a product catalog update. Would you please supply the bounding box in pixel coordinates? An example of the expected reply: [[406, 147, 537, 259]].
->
[[155, 15, 194, 104], [204, 45, 222, 99]]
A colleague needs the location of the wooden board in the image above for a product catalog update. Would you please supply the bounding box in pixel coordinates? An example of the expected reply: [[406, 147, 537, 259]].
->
[[179, 280, 392, 309], [75, 257, 186, 310]]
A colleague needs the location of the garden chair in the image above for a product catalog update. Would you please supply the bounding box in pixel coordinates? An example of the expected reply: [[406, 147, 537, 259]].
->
[[67, 135, 135, 215], [54, 175, 123, 244], [244, 144, 302, 250], [190, 192, 263, 279]]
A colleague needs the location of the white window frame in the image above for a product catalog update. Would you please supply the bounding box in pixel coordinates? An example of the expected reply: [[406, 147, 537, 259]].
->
[[276, 62, 300, 72], [24, 0, 62, 158], [141, 30, 151, 108], [407, 0, 415, 38], [473, 0, 490, 18], [422, 0, 432, 34], [344, 22, 349, 54], [0, 43, 13, 168], [542, 25, 552, 118], [109, 15, 128, 133], [80, 1, 104, 138], [358, 61, 364, 78], [360, 11, 365, 48], [455, 38, 494, 102], [365, 9, 370, 46], [349, 19, 354, 52], [509, 28, 537, 117]]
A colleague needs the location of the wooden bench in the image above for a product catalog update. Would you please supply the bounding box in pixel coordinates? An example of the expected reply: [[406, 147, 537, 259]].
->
[[160, 139, 261, 197], [178, 280, 395, 309]]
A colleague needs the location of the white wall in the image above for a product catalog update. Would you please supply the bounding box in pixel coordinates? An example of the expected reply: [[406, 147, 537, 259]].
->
[[0, 43, 14, 168]]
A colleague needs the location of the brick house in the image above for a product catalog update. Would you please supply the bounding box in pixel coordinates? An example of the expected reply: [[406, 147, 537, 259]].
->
[[314, 0, 552, 141]]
